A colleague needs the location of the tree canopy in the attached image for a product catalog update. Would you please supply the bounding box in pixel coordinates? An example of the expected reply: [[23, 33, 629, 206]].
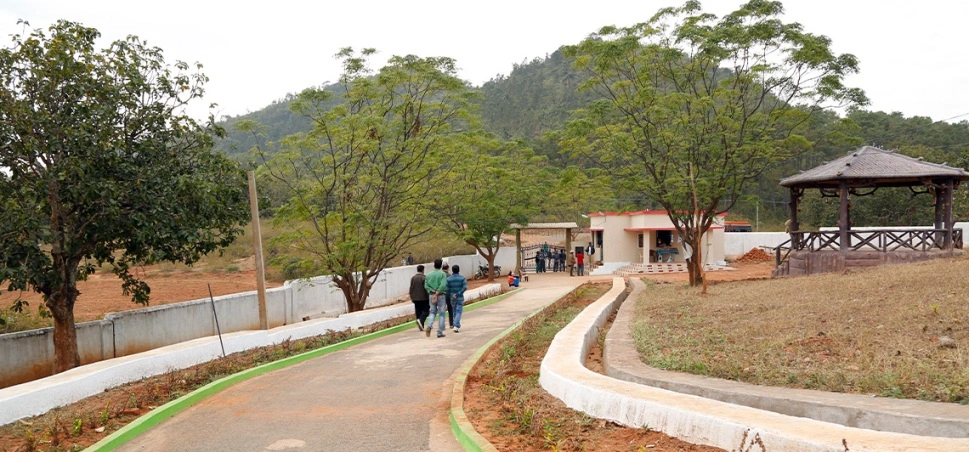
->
[[435, 136, 543, 280], [0, 21, 249, 371], [253, 48, 478, 312], [561, 0, 867, 284]]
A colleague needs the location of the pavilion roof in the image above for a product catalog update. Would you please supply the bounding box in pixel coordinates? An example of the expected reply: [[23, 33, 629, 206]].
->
[[780, 146, 969, 188]]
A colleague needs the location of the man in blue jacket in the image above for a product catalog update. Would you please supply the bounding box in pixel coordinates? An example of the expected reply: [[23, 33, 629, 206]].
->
[[446, 264, 468, 333]]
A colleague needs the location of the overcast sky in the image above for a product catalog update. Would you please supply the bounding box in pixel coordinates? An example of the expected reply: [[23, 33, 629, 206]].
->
[[2, 0, 968, 123]]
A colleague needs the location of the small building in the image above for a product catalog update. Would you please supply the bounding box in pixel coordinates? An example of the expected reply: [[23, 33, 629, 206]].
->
[[588, 211, 726, 266]]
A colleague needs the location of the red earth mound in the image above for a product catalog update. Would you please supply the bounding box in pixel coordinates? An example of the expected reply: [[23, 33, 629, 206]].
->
[[735, 247, 773, 263]]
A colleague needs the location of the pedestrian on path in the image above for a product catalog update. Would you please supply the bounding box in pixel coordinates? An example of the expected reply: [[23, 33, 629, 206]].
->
[[442, 263, 454, 329], [423, 258, 449, 338], [567, 251, 576, 276], [409, 265, 429, 331], [577, 251, 585, 276], [446, 264, 467, 333]]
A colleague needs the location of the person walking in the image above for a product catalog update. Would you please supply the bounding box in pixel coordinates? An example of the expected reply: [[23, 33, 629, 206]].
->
[[409, 265, 429, 332], [586, 242, 596, 270], [442, 263, 454, 329], [423, 258, 449, 338], [577, 251, 585, 276], [567, 251, 576, 276], [446, 264, 468, 333]]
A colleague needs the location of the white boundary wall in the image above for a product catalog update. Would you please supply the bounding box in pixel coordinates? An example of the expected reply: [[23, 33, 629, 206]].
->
[[0, 249, 515, 388], [0, 283, 500, 426], [724, 232, 789, 258]]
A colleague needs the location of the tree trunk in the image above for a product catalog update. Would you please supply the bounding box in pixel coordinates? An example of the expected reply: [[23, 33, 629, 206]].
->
[[469, 242, 498, 282], [335, 272, 371, 313], [48, 285, 81, 373], [686, 235, 704, 287]]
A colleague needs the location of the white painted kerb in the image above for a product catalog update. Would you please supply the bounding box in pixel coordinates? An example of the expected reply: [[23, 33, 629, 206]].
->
[[538, 277, 969, 451]]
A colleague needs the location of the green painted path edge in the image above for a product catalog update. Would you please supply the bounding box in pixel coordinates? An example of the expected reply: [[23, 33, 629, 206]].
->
[[449, 286, 582, 451], [87, 287, 521, 451]]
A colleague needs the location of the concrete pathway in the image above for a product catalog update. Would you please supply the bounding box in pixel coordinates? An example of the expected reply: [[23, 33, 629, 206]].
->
[[118, 273, 590, 452]]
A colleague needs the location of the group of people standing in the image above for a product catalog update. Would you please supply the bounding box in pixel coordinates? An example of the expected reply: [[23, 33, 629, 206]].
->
[[532, 242, 596, 276], [409, 258, 467, 338], [534, 242, 568, 273]]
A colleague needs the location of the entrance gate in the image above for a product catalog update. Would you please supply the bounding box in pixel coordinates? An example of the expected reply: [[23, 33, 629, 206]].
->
[[509, 222, 579, 272]]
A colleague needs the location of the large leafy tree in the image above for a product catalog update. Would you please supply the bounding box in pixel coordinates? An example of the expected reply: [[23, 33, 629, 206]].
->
[[0, 21, 249, 372], [561, 0, 867, 285], [253, 48, 477, 312], [436, 136, 541, 280]]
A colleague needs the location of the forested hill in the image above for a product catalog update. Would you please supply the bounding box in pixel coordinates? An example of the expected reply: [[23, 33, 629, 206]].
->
[[215, 93, 309, 160], [214, 86, 341, 160], [478, 48, 596, 142], [214, 48, 593, 160]]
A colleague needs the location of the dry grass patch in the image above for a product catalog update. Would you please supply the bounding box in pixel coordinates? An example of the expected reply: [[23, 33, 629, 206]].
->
[[632, 256, 969, 403]]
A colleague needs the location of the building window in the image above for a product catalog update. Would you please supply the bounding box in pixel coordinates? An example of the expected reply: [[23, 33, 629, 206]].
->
[[638, 233, 643, 248]]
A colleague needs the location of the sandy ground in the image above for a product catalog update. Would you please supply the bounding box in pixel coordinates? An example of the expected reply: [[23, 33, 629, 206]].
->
[[639, 260, 775, 284], [0, 269, 283, 323]]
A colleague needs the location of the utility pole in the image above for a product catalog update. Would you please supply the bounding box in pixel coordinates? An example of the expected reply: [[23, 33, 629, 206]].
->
[[248, 171, 268, 330]]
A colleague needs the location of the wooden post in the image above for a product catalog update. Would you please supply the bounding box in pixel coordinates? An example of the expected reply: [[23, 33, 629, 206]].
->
[[248, 171, 268, 330], [565, 228, 572, 259], [515, 228, 522, 271], [839, 181, 849, 253], [934, 182, 944, 248], [789, 188, 800, 248], [945, 179, 954, 250]]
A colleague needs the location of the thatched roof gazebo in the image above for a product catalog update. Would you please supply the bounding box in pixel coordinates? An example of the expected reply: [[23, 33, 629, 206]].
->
[[775, 146, 969, 276]]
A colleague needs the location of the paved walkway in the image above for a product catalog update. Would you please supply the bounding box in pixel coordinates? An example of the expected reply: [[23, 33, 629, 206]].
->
[[119, 273, 592, 452]]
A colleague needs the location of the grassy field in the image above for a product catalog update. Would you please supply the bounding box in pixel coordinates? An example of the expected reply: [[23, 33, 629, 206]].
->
[[631, 255, 969, 403]]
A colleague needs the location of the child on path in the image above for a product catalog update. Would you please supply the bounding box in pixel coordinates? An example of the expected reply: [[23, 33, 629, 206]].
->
[[446, 265, 468, 333]]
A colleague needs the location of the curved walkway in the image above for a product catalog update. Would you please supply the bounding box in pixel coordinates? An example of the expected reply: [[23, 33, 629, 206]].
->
[[116, 275, 585, 452], [604, 279, 969, 438]]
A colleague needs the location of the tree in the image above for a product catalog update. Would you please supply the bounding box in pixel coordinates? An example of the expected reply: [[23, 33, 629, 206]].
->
[[561, 0, 867, 285], [253, 48, 477, 312], [436, 137, 541, 280], [0, 21, 249, 372]]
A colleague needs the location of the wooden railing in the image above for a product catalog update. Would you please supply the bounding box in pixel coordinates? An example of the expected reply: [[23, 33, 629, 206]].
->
[[775, 228, 963, 267]]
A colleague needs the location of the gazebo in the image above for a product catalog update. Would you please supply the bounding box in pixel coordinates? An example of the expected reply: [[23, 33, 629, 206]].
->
[[776, 146, 969, 276]]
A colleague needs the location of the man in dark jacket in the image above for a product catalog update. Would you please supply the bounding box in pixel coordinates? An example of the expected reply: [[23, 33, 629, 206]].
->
[[409, 265, 429, 331]]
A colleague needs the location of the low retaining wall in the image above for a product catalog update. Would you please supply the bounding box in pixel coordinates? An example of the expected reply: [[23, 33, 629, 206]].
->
[[0, 284, 500, 426], [0, 249, 517, 389], [538, 279, 969, 451]]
